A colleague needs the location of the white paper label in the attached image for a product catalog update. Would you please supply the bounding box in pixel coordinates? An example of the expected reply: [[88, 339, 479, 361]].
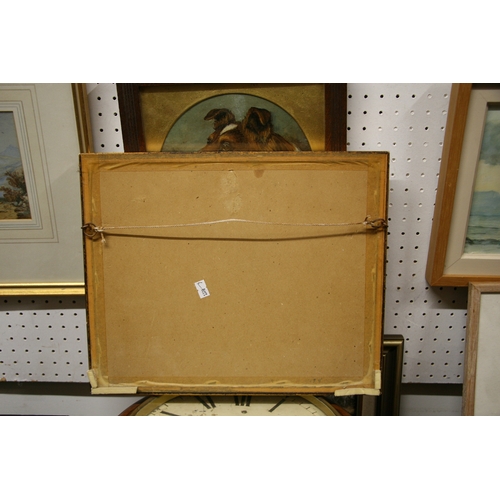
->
[[194, 280, 210, 299]]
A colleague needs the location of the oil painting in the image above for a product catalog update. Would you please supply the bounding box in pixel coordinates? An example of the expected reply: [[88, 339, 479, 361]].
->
[[161, 94, 311, 153], [465, 107, 500, 254], [0, 111, 31, 220]]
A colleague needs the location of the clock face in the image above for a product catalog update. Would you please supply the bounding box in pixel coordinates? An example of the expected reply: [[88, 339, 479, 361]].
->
[[132, 394, 340, 416]]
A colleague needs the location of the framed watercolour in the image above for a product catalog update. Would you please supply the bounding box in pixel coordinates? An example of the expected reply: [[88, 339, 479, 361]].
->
[[463, 282, 500, 415], [81, 151, 388, 395], [426, 84, 500, 286], [0, 84, 91, 295], [116, 83, 347, 153]]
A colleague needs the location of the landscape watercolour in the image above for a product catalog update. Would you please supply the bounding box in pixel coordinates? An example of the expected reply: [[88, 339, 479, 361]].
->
[[0, 111, 31, 220]]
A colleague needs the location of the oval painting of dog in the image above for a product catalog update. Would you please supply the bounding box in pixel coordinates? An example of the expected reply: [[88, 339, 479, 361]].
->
[[162, 94, 311, 152]]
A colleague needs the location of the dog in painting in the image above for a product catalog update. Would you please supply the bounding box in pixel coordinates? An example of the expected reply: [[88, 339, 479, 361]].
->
[[200, 107, 298, 152]]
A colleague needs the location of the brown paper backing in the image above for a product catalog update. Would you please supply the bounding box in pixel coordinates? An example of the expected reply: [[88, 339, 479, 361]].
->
[[81, 152, 388, 394]]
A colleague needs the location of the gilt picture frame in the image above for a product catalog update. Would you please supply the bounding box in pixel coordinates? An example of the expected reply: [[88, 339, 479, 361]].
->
[[116, 83, 347, 153], [0, 83, 92, 295], [463, 282, 500, 415], [426, 84, 500, 286]]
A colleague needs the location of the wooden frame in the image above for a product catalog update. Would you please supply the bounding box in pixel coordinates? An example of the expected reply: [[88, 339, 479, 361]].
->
[[348, 335, 403, 416], [426, 83, 500, 286], [463, 282, 500, 415], [376, 334, 404, 415], [0, 84, 92, 295], [81, 151, 388, 395], [116, 83, 347, 152]]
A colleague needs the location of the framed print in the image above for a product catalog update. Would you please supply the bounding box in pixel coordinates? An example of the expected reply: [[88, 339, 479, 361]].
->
[[116, 83, 347, 153], [0, 84, 91, 295], [81, 151, 388, 395], [426, 84, 500, 286], [463, 282, 500, 415]]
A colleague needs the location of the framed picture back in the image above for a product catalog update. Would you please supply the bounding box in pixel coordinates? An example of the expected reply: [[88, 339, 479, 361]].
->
[[81, 152, 388, 395]]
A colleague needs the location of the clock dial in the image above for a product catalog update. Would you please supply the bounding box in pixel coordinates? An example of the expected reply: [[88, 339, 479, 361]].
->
[[132, 394, 341, 416]]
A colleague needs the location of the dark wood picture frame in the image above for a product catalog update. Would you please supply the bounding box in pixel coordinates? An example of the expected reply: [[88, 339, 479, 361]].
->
[[116, 83, 347, 152], [376, 335, 404, 416]]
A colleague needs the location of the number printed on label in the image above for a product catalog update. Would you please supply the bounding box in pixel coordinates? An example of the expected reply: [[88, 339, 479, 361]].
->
[[194, 280, 210, 299]]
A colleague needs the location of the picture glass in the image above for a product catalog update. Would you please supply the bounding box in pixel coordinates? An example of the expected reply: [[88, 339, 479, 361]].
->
[[0, 111, 31, 220], [161, 94, 311, 153], [466, 106, 500, 254], [137, 84, 328, 152]]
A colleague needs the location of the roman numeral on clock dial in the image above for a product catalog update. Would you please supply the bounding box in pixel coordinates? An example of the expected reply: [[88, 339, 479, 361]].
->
[[234, 395, 252, 407], [196, 396, 216, 409]]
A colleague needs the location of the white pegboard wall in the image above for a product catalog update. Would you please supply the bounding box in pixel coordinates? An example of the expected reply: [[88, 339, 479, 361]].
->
[[0, 295, 88, 382], [86, 83, 124, 153], [0, 83, 470, 385]]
